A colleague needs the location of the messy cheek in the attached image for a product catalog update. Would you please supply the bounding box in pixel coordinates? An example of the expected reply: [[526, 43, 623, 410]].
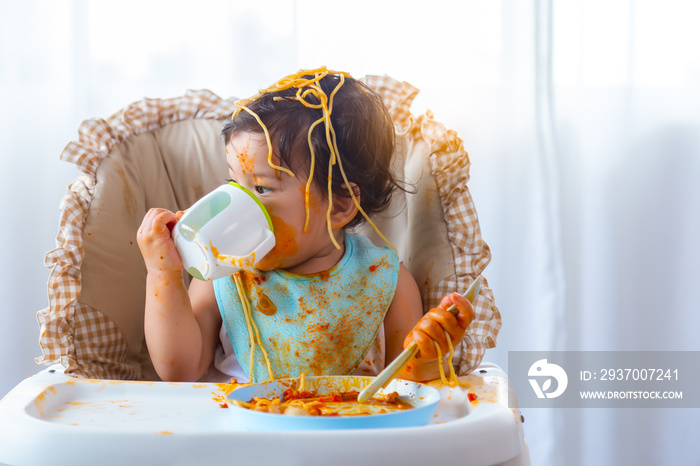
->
[[256, 214, 299, 269], [307, 187, 326, 215], [302, 186, 330, 230]]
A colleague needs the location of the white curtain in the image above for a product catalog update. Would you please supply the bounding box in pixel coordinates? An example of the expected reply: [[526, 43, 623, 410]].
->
[[1, 1, 698, 464]]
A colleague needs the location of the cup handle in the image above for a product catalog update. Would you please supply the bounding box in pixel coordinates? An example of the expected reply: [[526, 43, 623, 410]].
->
[[250, 229, 276, 267]]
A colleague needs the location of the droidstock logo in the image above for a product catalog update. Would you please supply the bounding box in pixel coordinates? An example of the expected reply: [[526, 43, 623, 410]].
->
[[528, 359, 568, 399]]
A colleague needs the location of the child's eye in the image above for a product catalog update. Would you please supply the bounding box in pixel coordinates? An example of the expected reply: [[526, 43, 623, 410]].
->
[[255, 185, 271, 195]]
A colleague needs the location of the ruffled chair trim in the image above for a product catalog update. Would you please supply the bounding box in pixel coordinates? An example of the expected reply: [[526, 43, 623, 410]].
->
[[36, 90, 237, 378]]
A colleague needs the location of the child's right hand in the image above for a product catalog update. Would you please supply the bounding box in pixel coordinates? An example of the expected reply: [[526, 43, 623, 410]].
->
[[404, 292, 473, 361], [137, 208, 185, 274]]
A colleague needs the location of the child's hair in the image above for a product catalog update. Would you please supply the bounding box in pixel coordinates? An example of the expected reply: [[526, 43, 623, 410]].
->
[[221, 68, 401, 237]]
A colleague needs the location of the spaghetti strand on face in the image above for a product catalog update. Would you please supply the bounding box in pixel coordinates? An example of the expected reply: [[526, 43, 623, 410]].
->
[[234, 103, 295, 178]]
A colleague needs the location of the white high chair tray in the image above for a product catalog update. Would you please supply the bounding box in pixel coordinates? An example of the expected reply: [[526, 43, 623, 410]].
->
[[0, 363, 527, 466]]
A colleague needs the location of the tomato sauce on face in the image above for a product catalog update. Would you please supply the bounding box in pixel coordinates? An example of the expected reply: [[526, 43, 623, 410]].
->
[[236, 138, 255, 174], [256, 215, 299, 270]]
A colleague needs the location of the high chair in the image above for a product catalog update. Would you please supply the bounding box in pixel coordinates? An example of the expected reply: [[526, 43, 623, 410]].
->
[[0, 76, 530, 465]]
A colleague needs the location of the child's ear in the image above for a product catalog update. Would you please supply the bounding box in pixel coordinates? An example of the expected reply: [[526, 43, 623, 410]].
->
[[330, 183, 360, 229]]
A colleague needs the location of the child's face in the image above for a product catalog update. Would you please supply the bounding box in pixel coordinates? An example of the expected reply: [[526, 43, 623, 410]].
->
[[226, 132, 338, 273]]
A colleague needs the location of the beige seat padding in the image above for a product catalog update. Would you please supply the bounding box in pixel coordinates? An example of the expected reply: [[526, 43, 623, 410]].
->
[[359, 130, 455, 301], [80, 119, 228, 378]]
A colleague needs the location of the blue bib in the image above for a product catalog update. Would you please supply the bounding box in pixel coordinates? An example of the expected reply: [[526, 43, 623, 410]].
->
[[213, 234, 399, 382]]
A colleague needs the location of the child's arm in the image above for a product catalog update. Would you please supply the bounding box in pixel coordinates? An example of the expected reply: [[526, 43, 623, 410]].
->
[[137, 208, 221, 382], [384, 265, 474, 382]]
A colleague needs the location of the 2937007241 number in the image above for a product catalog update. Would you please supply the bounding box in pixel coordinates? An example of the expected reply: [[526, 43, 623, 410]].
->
[[599, 368, 678, 381]]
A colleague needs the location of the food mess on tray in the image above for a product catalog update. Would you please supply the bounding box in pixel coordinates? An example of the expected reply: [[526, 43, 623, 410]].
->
[[229, 387, 413, 416]]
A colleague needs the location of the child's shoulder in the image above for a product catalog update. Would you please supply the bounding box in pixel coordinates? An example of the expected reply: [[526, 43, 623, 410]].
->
[[346, 234, 398, 268], [347, 233, 394, 253]]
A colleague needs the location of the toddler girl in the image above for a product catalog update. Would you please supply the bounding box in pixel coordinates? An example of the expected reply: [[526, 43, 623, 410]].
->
[[137, 68, 473, 383]]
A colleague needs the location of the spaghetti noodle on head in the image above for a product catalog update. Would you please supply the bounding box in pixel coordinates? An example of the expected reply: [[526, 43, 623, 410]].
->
[[221, 67, 404, 249]]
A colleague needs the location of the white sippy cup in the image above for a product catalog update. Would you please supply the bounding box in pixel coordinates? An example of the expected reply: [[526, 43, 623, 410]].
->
[[173, 182, 276, 280]]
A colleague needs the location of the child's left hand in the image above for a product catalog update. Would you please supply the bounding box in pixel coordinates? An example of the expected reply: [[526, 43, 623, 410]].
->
[[404, 293, 474, 361]]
